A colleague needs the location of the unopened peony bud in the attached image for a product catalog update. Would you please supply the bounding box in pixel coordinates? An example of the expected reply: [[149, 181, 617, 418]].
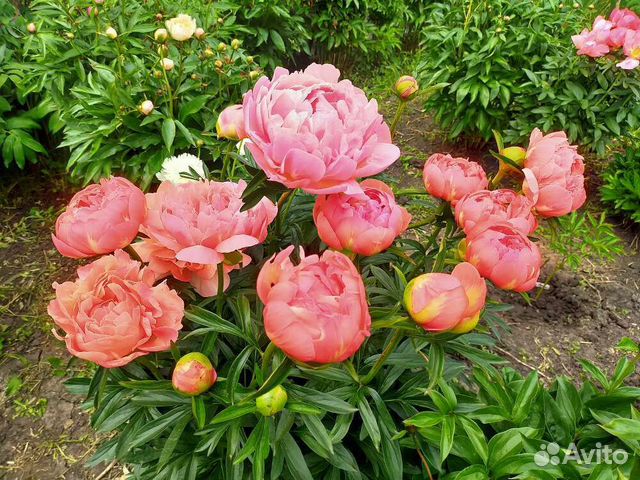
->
[[196, 139, 204, 147], [156, 13, 163, 21], [172, 352, 217, 396], [157, 44, 168, 56], [217, 42, 227, 52], [139, 100, 154, 115], [573, 2, 580, 8], [395, 75, 419, 101], [588, 3, 595, 8], [87, 6, 98, 17], [214, 60, 223, 69], [217, 17, 224, 24], [105, 27, 117, 39], [161, 57, 174, 71], [154, 28, 168, 42], [231, 38, 241, 50], [204, 48, 214, 58], [496, 27, 503, 33], [500, 146, 526, 168], [256, 385, 288, 416], [190, 73, 199, 81], [65, 32, 75, 40], [216, 105, 246, 140], [246, 55, 254, 64], [195, 27, 205, 39], [153, 70, 163, 79], [95, 0, 104, 4], [27, 23, 37, 34], [249, 69, 260, 80]]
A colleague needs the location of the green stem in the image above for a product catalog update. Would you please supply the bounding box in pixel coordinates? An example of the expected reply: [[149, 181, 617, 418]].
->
[[216, 262, 225, 316], [394, 188, 431, 196], [390, 100, 407, 139], [361, 330, 403, 385]]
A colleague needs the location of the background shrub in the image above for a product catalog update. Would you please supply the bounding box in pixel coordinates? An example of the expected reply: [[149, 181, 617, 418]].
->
[[601, 148, 640, 223], [418, 0, 640, 154]]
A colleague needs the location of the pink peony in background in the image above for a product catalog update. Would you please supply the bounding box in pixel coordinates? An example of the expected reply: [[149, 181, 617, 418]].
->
[[52, 177, 146, 258], [257, 246, 371, 364], [522, 128, 586, 217], [313, 179, 411, 256], [423, 153, 488, 204], [135, 180, 277, 297], [242, 63, 400, 194], [47, 250, 184, 368]]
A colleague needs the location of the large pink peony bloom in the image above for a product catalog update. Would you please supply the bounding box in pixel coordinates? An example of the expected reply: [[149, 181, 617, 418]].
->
[[52, 177, 146, 258], [48, 250, 184, 368], [617, 30, 640, 69], [257, 246, 371, 364], [134, 180, 277, 297], [522, 128, 586, 217], [242, 63, 400, 194], [404, 262, 486, 333], [313, 179, 411, 256], [610, 8, 640, 30], [572, 28, 610, 57], [466, 223, 542, 292], [423, 153, 488, 204], [454, 189, 537, 236]]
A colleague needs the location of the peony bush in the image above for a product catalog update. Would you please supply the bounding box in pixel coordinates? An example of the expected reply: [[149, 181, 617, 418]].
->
[[48, 64, 640, 479]]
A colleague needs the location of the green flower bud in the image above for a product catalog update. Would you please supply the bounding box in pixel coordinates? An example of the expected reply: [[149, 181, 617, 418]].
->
[[256, 385, 288, 416]]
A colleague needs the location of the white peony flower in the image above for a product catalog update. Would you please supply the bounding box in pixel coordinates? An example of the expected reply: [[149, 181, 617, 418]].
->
[[165, 14, 197, 42], [156, 153, 205, 184]]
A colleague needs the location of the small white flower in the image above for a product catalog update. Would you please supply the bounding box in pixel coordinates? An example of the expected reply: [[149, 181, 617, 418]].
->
[[165, 14, 197, 41], [161, 58, 175, 71], [154, 28, 168, 42], [156, 153, 205, 184]]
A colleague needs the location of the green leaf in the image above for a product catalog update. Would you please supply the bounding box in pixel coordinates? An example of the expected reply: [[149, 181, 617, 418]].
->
[[358, 396, 381, 451], [488, 429, 523, 468], [130, 407, 190, 449], [192, 396, 206, 430], [179, 95, 209, 122], [270, 30, 286, 52], [282, 433, 313, 480], [454, 465, 489, 480], [234, 417, 265, 464], [512, 372, 540, 424], [185, 306, 251, 343], [302, 414, 334, 455], [211, 403, 256, 424], [288, 386, 357, 414], [158, 413, 191, 467], [440, 414, 456, 462], [428, 343, 445, 390], [459, 416, 488, 464], [162, 118, 176, 149]]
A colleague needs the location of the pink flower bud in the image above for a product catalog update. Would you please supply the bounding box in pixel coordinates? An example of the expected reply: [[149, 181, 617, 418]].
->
[[256, 385, 288, 416], [172, 353, 217, 396], [139, 100, 154, 116], [466, 223, 542, 292], [216, 105, 246, 140], [87, 6, 98, 17], [161, 57, 174, 71], [27, 23, 37, 34], [404, 262, 486, 333], [423, 153, 488, 204], [395, 75, 419, 100], [95, 0, 105, 4], [195, 27, 205, 39]]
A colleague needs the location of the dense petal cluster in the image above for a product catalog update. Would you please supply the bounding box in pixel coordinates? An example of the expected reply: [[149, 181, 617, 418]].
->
[[52, 177, 145, 258], [313, 179, 411, 256], [423, 153, 488, 204], [523, 128, 586, 217], [242, 63, 400, 194], [257, 246, 371, 364], [47, 250, 184, 368], [135, 180, 277, 297]]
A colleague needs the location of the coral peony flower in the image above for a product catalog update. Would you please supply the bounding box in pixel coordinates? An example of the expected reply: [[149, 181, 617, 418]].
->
[[522, 128, 586, 217], [216, 105, 246, 140], [134, 180, 277, 297], [610, 8, 640, 30], [257, 246, 371, 364], [572, 29, 610, 57], [455, 189, 537, 236], [466, 223, 542, 292], [423, 153, 488, 204], [172, 352, 217, 395], [52, 177, 145, 258], [165, 14, 196, 41], [404, 262, 486, 333], [313, 179, 411, 256], [48, 250, 184, 368], [156, 153, 205, 184], [242, 63, 400, 194]]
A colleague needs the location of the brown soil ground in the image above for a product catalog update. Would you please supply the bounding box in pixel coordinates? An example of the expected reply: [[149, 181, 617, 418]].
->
[[0, 100, 638, 479]]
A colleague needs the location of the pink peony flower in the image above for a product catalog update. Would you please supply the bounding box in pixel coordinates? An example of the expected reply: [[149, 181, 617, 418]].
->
[[423, 153, 488, 204], [216, 105, 246, 140], [454, 189, 537, 236], [134, 180, 277, 297], [466, 223, 542, 292], [47, 250, 184, 368], [618, 29, 640, 69], [404, 262, 486, 333], [313, 179, 411, 256], [257, 246, 371, 364], [522, 128, 586, 217], [52, 177, 146, 259], [572, 28, 610, 57], [610, 8, 640, 30], [242, 63, 400, 194]]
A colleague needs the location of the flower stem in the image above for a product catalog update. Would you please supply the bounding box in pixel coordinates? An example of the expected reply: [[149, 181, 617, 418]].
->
[[216, 262, 225, 316], [361, 330, 403, 385], [390, 100, 407, 139]]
